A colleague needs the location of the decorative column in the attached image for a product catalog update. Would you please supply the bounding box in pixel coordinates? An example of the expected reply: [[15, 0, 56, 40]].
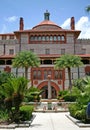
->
[[47, 75, 51, 99]]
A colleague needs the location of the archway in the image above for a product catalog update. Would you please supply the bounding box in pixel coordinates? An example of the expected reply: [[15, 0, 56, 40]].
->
[[37, 81, 60, 99]]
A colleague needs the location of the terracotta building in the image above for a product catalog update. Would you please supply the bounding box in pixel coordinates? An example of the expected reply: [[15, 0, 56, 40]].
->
[[0, 11, 90, 99]]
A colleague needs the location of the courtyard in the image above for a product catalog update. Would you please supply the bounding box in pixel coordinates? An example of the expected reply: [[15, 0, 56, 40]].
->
[[2, 112, 90, 130]]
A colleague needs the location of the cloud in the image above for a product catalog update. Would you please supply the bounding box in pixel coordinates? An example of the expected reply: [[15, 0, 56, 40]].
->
[[5, 16, 18, 22], [0, 24, 7, 33], [76, 16, 90, 39], [61, 16, 90, 39], [61, 18, 70, 29]]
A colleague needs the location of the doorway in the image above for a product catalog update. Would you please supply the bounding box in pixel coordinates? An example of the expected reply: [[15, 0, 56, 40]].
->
[[41, 86, 57, 99]]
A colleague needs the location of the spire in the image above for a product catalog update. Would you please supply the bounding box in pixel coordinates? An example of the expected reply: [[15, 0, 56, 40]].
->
[[44, 10, 50, 20]]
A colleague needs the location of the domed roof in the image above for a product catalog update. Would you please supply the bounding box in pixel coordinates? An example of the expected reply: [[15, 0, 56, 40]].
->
[[32, 10, 62, 31]]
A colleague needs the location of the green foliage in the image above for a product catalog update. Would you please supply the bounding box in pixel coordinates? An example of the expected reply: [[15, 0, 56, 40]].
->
[[55, 54, 83, 69], [12, 51, 40, 79], [0, 71, 14, 86], [1, 76, 28, 123], [25, 87, 41, 102], [55, 54, 83, 91], [86, 5, 90, 12], [58, 90, 68, 100], [0, 110, 8, 122], [20, 105, 34, 121], [69, 76, 90, 123], [73, 78, 85, 92], [12, 51, 40, 68], [0, 71, 15, 110], [58, 87, 80, 102]]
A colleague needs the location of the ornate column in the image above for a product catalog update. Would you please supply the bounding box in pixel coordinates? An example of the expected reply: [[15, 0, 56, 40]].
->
[[47, 75, 51, 99]]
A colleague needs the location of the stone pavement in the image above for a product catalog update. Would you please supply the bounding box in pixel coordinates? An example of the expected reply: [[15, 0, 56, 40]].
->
[[3, 112, 90, 130]]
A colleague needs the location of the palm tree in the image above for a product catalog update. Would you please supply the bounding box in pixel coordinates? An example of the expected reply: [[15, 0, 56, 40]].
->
[[12, 51, 40, 79], [55, 54, 83, 92], [86, 5, 90, 12]]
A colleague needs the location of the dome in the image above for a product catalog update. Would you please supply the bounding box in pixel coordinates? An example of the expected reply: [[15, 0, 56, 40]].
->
[[32, 10, 62, 31]]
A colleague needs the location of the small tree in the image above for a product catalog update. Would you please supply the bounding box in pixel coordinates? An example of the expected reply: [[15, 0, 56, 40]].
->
[[12, 51, 40, 79], [2, 76, 28, 122], [55, 54, 83, 92]]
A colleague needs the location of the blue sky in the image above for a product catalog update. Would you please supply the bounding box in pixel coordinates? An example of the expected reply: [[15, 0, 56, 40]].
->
[[0, 0, 90, 38]]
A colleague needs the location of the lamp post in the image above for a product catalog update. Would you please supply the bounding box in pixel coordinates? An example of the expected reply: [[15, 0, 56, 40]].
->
[[47, 75, 51, 99]]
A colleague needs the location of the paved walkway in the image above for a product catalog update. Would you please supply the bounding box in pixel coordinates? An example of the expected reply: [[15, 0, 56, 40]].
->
[[4, 112, 90, 130]]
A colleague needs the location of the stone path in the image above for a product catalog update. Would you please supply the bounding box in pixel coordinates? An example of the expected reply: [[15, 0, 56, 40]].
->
[[4, 112, 90, 130]]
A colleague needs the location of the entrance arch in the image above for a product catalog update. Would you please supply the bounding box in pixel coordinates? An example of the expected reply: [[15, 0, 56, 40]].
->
[[37, 81, 60, 99]]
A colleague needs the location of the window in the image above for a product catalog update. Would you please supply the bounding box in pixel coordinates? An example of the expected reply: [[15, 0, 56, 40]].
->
[[38, 36, 41, 41], [9, 49, 14, 55], [61, 35, 65, 41], [55, 71, 58, 79], [61, 49, 65, 55], [30, 49, 34, 52], [42, 36, 45, 41], [50, 36, 53, 41], [30, 36, 34, 41], [46, 36, 49, 41], [2, 35, 7, 40], [44, 70, 48, 79], [35, 36, 37, 41], [82, 48, 86, 54], [57, 36, 61, 41], [6, 60, 12, 65], [38, 70, 41, 79], [33, 70, 37, 79], [54, 70, 62, 79], [10, 35, 14, 39], [54, 36, 57, 41], [45, 49, 50, 54]]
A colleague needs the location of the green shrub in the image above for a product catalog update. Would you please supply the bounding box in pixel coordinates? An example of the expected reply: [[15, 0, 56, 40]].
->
[[0, 110, 8, 122], [20, 105, 34, 121], [69, 103, 78, 117], [58, 90, 68, 100], [63, 94, 77, 102]]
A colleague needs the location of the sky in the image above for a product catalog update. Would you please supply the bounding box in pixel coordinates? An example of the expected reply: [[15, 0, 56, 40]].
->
[[0, 0, 90, 39]]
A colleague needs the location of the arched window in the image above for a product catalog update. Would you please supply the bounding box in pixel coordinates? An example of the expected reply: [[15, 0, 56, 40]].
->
[[57, 36, 61, 41], [30, 36, 34, 41], [54, 71, 58, 79], [61, 35, 65, 41], [38, 70, 41, 79], [34, 36, 37, 41], [38, 36, 41, 41], [33, 70, 37, 79], [46, 36, 49, 41], [54, 36, 57, 41], [44, 70, 48, 79], [42, 36, 45, 41], [50, 36, 53, 41]]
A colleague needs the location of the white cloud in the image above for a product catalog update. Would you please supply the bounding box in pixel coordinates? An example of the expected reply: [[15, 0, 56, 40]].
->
[[5, 16, 18, 22], [76, 16, 90, 39], [61, 18, 70, 29], [0, 24, 7, 33], [61, 16, 90, 39]]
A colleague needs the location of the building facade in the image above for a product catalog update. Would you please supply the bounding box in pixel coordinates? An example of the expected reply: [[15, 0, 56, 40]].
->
[[0, 11, 90, 98]]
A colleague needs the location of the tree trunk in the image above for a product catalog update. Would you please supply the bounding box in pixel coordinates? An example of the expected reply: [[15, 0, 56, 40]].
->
[[25, 67, 28, 79], [67, 67, 72, 93]]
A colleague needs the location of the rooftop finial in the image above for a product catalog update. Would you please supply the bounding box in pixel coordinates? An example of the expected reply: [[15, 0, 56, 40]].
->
[[44, 10, 50, 20]]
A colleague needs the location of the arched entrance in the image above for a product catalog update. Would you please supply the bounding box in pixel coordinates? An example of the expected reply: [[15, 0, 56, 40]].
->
[[41, 86, 57, 99], [37, 81, 60, 99]]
